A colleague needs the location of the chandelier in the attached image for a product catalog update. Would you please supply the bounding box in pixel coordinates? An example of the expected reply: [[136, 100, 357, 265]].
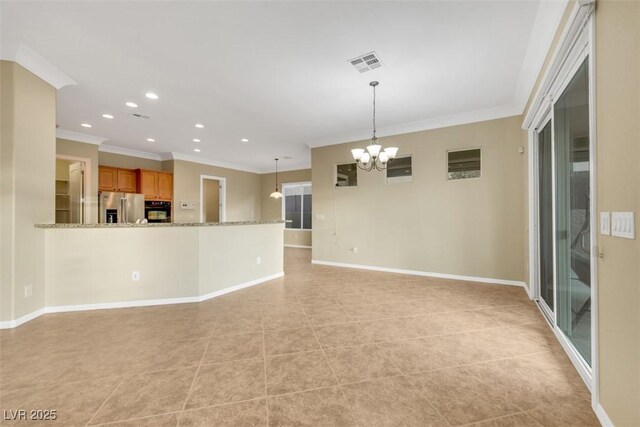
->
[[351, 81, 398, 171]]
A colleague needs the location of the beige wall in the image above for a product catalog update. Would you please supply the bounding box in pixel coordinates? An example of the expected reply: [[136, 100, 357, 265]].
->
[[56, 138, 100, 223], [203, 178, 220, 222], [594, 0, 640, 424], [44, 224, 283, 307], [261, 169, 312, 248], [0, 61, 56, 322], [172, 160, 261, 223], [98, 151, 164, 171], [312, 116, 526, 282]]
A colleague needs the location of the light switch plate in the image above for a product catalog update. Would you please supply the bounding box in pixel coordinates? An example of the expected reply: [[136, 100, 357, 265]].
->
[[611, 212, 635, 239], [180, 201, 196, 210], [600, 212, 610, 235]]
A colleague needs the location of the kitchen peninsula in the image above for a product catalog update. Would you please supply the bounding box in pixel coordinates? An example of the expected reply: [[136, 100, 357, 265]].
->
[[29, 221, 284, 320]]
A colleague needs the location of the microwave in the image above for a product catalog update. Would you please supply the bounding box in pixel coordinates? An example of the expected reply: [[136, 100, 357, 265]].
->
[[144, 201, 172, 223]]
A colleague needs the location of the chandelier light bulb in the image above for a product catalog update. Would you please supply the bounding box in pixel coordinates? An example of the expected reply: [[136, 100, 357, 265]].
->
[[361, 152, 371, 164], [379, 152, 389, 164]]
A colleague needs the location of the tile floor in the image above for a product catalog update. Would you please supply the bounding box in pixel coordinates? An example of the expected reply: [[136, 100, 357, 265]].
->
[[0, 248, 600, 426]]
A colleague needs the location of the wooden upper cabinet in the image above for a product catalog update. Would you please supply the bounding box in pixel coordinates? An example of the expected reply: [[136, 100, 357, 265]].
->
[[157, 173, 173, 200], [117, 169, 137, 193], [98, 167, 118, 191], [99, 166, 138, 193], [136, 169, 173, 201], [139, 170, 158, 198]]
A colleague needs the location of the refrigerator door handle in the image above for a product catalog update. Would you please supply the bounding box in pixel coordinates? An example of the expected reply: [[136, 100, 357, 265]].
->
[[121, 197, 126, 223]]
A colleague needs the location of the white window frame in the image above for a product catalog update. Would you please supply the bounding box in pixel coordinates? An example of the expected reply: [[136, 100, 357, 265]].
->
[[446, 147, 482, 181], [335, 162, 358, 188], [522, 0, 599, 417], [281, 181, 312, 231], [385, 154, 413, 184]]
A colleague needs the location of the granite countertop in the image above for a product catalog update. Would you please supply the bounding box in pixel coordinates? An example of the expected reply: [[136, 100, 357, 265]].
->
[[35, 220, 286, 229]]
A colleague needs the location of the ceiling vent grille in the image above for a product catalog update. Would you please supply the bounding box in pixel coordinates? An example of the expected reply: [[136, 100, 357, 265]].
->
[[348, 51, 383, 73], [132, 113, 150, 120]]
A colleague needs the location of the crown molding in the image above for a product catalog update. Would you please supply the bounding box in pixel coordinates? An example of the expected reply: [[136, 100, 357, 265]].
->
[[56, 129, 108, 145], [512, 0, 569, 112], [305, 103, 521, 148], [169, 152, 263, 174], [98, 144, 163, 161], [11, 44, 76, 89]]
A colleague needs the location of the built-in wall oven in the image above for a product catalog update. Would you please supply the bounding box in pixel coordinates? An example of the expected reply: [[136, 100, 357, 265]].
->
[[144, 201, 172, 223]]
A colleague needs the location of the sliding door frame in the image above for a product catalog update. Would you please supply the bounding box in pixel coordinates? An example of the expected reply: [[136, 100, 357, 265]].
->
[[523, 0, 598, 412]]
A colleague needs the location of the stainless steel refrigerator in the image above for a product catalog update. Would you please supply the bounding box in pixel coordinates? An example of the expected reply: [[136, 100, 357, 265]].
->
[[99, 192, 146, 224]]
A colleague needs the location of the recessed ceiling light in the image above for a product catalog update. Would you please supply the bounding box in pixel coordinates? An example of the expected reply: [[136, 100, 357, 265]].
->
[[147, 138, 155, 142], [102, 114, 114, 119], [241, 138, 249, 142], [145, 92, 159, 100], [192, 138, 200, 142], [126, 102, 138, 108], [194, 148, 201, 153], [195, 123, 204, 129], [81, 123, 92, 128]]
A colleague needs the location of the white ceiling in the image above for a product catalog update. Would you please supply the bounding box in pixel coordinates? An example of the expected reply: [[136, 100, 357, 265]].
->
[[1, 0, 567, 173]]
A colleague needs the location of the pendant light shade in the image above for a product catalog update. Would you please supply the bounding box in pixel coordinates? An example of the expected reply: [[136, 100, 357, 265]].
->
[[270, 158, 283, 199]]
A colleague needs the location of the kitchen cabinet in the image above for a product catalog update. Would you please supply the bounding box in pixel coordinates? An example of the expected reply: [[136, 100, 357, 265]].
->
[[99, 166, 138, 193], [116, 169, 137, 193], [98, 167, 117, 191], [136, 169, 173, 201]]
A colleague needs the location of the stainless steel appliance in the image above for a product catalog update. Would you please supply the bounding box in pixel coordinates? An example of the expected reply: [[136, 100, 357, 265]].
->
[[99, 192, 146, 224], [144, 201, 172, 223]]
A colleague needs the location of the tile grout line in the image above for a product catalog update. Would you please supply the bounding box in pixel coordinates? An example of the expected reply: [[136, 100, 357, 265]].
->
[[176, 328, 217, 425], [371, 340, 452, 427], [299, 294, 363, 427], [84, 377, 127, 426]]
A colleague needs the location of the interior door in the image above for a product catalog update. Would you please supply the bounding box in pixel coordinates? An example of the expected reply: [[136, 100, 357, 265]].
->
[[69, 162, 85, 224]]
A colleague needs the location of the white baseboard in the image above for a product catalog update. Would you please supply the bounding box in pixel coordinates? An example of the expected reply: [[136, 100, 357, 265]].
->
[[0, 272, 284, 329], [0, 308, 47, 329], [311, 259, 525, 288], [284, 244, 312, 249], [594, 402, 614, 427]]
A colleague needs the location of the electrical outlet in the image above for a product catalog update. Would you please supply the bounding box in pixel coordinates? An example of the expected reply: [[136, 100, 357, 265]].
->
[[132, 271, 140, 281], [351, 247, 358, 254], [256, 256, 262, 265], [24, 284, 33, 298]]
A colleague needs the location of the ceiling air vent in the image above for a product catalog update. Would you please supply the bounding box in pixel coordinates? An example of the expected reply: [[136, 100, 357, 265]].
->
[[348, 51, 383, 73], [132, 113, 151, 120]]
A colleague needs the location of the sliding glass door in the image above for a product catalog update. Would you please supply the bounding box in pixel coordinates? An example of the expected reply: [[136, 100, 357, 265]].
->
[[554, 59, 592, 365], [535, 57, 592, 367]]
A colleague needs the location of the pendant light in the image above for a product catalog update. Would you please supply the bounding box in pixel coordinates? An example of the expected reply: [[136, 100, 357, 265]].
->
[[270, 158, 283, 199], [351, 81, 398, 171]]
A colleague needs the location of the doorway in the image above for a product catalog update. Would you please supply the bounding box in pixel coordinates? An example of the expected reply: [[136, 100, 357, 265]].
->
[[55, 157, 87, 224], [200, 175, 226, 223]]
